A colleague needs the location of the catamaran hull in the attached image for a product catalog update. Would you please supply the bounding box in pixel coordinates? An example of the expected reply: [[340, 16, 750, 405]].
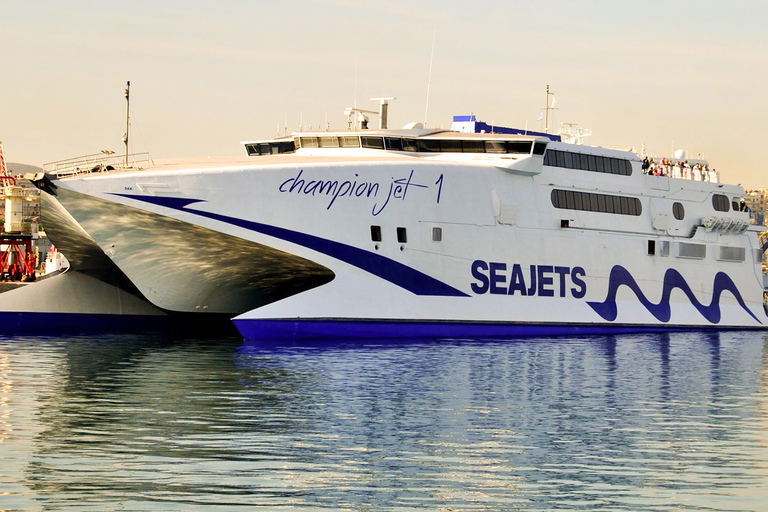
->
[[33, 152, 766, 340]]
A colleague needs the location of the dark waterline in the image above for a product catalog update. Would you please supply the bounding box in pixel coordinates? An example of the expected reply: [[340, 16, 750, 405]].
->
[[1, 331, 767, 510]]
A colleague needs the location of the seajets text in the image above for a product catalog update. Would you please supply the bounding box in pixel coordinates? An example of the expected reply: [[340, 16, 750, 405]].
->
[[278, 169, 444, 216], [471, 260, 587, 298]]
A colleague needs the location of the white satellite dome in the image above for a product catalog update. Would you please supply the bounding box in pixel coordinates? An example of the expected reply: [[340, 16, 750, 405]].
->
[[674, 149, 686, 160]]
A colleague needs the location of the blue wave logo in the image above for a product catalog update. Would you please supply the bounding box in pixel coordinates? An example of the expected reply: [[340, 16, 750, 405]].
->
[[587, 265, 760, 324]]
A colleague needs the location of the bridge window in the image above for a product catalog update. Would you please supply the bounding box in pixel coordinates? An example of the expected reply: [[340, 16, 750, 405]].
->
[[318, 136, 339, 148], [341, 136, 360, 148], [361, 136, 385, 150], [385, 137, 403, 151], [417, 140, 441, 152], [292, 135, 540, 155], [440, 140, 463, 153], [354, 137, 539, 155], [460, 140, 484, 153], [712, 194, 730, 212], [245, 140, 296, 155], [484, 141, 507, 154], [508, 141, 533, 154], [299, 137, 318, 148]]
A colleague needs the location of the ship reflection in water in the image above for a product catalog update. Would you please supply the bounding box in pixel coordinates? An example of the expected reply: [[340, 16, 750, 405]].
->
[[1, 332, 768, 510]]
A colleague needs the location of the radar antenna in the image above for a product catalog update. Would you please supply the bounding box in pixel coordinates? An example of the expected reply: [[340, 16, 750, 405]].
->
[[371, 97, 396, 129]]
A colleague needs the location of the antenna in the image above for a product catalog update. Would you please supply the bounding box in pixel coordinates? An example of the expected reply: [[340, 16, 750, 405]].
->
[[424, 29, 436, 127], [123, 81, 130, 165]]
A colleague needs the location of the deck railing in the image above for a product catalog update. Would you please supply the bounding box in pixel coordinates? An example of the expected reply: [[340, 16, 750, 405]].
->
[[43, 152, 152, 178]]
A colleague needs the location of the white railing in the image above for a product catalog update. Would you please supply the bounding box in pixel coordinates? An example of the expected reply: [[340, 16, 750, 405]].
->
[[43, 152, 152, 178]]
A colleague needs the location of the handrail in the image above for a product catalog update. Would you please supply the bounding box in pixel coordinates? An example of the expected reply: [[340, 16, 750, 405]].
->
[[43, 152, 152, 178], [759, 230, 768, 254]]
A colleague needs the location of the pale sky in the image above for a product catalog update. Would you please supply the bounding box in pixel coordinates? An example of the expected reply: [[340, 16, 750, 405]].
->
[[2, 0, 767, 187]]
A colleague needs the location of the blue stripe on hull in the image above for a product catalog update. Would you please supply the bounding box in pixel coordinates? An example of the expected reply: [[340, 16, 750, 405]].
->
[[233, 318, 753, 341], [0, 312, 171, 335], [0, 312, 235, 336]]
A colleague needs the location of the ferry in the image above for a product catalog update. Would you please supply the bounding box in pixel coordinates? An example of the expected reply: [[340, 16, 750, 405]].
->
[[19, 101, 768, 340]]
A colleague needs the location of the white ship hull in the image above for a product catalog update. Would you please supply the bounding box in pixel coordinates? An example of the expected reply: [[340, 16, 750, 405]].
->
[[33, 134, 767, 339]]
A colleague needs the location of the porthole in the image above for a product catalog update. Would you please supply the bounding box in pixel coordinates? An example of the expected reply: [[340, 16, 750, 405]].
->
[[432, 227, 442, 242], [673, 202, 685, 220], [397, 227, 408, 243], [370, 225, 382, 242]]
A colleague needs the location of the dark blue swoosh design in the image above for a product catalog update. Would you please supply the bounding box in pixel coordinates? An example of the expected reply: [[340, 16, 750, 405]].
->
[[117, 196, 206, 209], [111, 194, 468, 297], [587, 265, 760, 324]]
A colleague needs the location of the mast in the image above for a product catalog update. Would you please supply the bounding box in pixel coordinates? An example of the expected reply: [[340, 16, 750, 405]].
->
[[544, 85, 557, 134], [123, 81, 130, 165]]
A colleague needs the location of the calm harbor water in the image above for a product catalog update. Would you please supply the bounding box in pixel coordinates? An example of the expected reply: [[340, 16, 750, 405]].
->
[[1, 331, 768, 510]]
